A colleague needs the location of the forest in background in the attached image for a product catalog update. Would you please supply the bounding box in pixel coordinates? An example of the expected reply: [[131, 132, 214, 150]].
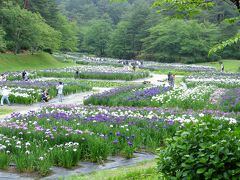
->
[[0, 0, 239, 63]]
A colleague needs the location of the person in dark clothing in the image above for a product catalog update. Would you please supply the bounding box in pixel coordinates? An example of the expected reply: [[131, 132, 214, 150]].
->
[[167, 72, 172, 85], [132, 63, 136, 71], [41, 89, 49, 102], [75, 70, 79, 79], [22, 70, 26, 80]]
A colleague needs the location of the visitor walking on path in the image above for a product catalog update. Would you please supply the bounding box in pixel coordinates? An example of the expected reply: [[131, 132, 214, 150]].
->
[[56, 82, 64, 102], [167, 72, 171, 85], [221, 62, 224, 73], [167, 72, 175, 88], [1, 86, 11, 106]]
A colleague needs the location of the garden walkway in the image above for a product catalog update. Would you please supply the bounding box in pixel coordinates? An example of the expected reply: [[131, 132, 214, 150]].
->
[[0, 87, 111, 122], [0, 73, 183, 121], [37, 73, 183, 83]]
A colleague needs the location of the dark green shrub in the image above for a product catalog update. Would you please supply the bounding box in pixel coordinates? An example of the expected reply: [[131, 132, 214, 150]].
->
[[158, 118, 240, 179]]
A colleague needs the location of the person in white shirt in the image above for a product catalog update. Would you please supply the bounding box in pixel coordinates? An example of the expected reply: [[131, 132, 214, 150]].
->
[[56, 82, 64, 102], [1, 86, 10, 106]]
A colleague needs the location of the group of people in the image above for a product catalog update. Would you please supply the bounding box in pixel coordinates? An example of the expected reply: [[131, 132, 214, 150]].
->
[[41, 82, 64, 103], [0, 82, 64, 106], [130, 61, 143, 71]]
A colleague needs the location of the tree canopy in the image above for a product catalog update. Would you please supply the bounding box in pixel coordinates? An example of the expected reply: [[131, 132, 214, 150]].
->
[[0, 0, 239, 63]]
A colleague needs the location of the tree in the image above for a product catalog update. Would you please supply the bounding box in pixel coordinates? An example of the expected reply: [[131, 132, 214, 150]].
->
[[0, 26, 6, 51], [28, 0, 59, 28], [54, 14, 78, 52], [125, 1, 150, 58], [1, 6, 61, 53], [84, 20, 112, 56], [142, 19, 220, 63], [108, 21, 131, 58], [153, 0, 240, 13], [152, 0, 240, 54]]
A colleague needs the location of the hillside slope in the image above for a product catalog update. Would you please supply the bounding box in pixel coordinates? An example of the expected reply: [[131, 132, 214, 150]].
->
[[0, 53, 74, 72]]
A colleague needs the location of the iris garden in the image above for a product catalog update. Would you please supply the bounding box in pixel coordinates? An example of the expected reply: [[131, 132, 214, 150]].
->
[[0, 58, 240, 178]]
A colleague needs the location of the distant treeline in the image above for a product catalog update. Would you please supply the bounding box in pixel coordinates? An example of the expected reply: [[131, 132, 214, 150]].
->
[[0, 0, 239, 63]]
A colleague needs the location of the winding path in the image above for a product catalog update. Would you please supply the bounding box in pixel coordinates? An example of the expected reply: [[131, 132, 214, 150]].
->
[[0, 73, 184, 121], [0, 87, 111, 121]]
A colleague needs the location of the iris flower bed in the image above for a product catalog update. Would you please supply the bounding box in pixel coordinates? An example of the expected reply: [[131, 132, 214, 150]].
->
[[85, 86, 172, 107], [219, 88, 240, 112], [0, 81, 92, 104], [84, 85, 142, 106], [36, 66, 149, 81], [5, 72, 38, 81], [0, 86, 42, 104], [152, 84, 216, 110], [54, 79, 133, 88], [0, 105, 238, 177], [6, 65, 149, 81], [185, 73, 240, 88], [141, 62, 216, 73], [85, 84, 216, 110]]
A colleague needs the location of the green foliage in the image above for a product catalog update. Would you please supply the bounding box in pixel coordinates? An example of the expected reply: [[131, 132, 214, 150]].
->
[[0, 1, 78, 53], [1, 6, 61, 53], [152, 0, 240, 57], [209, 33, 240, 55], [54, 14, 79, 52], [108, 21, 131, 58], [153, 0, 215, 17], [0, 26, 6, 51], [84, 20, 112, 56], [66, 160, 157, 180], [158, 118, 240, 179], [0, 153, 9, 170], [109, 1, 150, 59], [142, 19, 220, 63]]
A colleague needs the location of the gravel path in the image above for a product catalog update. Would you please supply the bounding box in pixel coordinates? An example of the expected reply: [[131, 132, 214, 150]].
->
[[0, 87, 111, 121], [0, 73, 183, 121], [36, 73, 183, 84]]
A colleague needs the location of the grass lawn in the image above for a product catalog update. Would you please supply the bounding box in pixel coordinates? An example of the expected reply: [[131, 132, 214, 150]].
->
[[67, 160, 158, 180], [0, 108, 13, 116], [200, 59, 240, 73], [0, 52, 75, 72]]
